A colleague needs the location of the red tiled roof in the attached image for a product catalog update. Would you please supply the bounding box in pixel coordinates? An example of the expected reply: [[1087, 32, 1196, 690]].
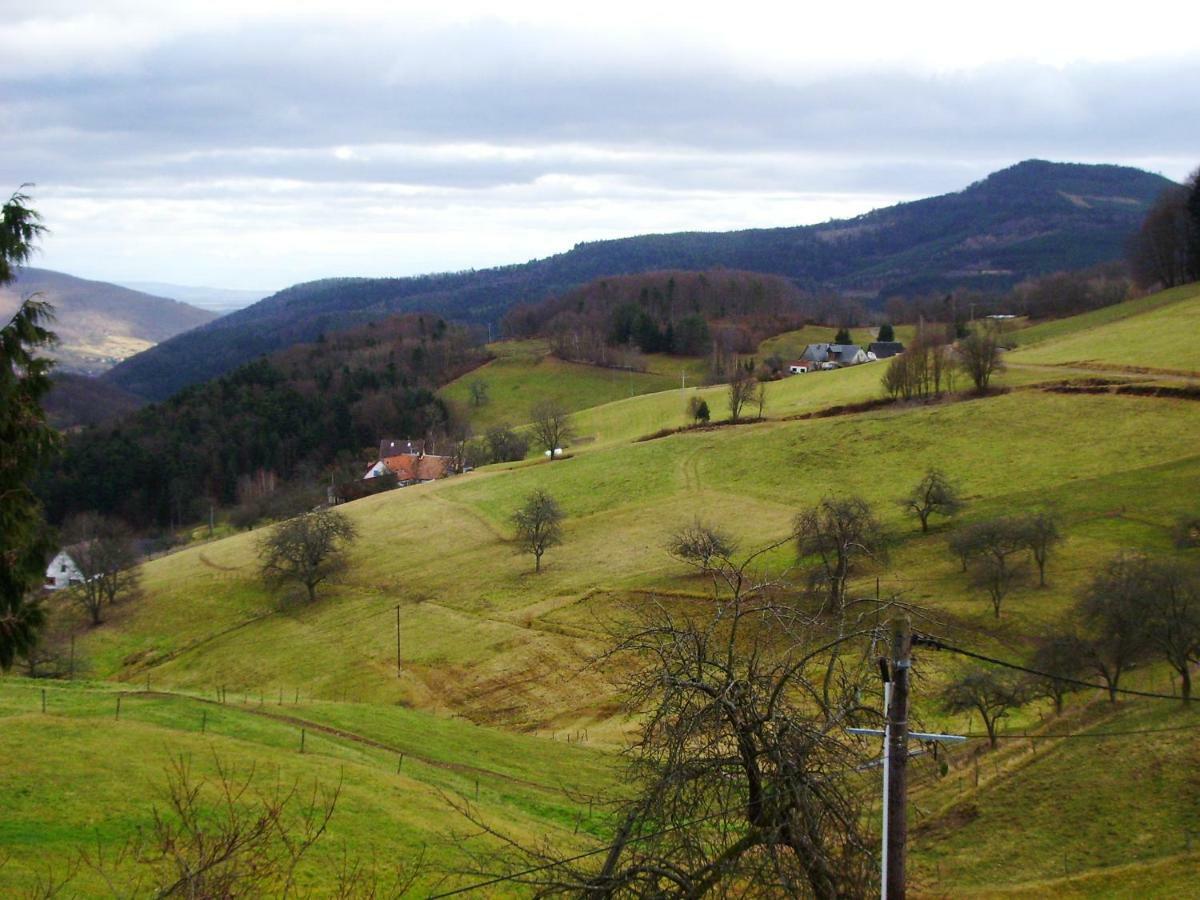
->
[[381, 453, 450, 481]]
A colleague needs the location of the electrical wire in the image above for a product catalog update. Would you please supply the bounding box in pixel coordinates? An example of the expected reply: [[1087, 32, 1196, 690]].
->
[[911, 633, 1185, 701], [963, 721, 1200, 740]]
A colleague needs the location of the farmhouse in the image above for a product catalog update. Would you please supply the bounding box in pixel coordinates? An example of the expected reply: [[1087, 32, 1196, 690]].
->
[[363, 437, 453, 486], [801, 343, 870, 367], [44, 549, 84, 591], [868, 341, 905, 359]]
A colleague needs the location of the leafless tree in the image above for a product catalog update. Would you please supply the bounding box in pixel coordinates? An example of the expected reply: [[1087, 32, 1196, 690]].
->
[[1128, 181, 1198, 289], [665, 519, 736, 574], [962, 518, 1028, 618], [900, 470, 963, 533], [1140, 559, 1200, 702], [76, 754, 422, 897], [445, 544, 880, 898], [726, 369, 756, 422], [258, 508, 358, 603], [1016, 510, 1061, 587], [530, 400, 574, 459], [941, 668, 1026, 749], [1028, 632, 1089, 715], [1077, 553, 1155, 702], [64, 512, 142, 627], [957, 325, 1005, 394], [512, 489, 565, 573], [794, 496, 884, 614]]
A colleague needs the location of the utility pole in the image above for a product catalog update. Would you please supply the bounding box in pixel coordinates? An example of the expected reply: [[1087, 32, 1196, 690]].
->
[[886, 621, 911, 900], [680, 369, 687, 392], [848, 621, 963, 900]]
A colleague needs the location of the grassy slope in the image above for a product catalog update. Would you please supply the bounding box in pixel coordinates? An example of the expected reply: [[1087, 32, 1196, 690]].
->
[[438, 341, 678, 431], [0, 679, 612, 895], [1009, 282, 1200, 372], [11, 286, 1200, 893]]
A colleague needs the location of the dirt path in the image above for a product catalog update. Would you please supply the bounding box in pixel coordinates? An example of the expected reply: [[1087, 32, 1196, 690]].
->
[[125, 689, 569, 792]]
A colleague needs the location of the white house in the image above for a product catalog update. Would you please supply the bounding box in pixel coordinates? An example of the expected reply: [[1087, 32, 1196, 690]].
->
[[44, 550, 84, 591]]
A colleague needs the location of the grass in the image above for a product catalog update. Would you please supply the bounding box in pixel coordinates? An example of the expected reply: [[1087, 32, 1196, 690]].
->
[[0, 678, 612, 895], [439, 348, 678, 431], [16, 284, 1200, 893], [1009, 283, 1200, 373]]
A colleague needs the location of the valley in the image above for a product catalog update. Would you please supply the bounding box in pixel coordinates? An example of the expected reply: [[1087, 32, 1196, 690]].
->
[[7, 285, 1200, 895]]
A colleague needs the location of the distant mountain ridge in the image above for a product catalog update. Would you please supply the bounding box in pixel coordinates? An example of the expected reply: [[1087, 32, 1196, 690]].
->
[[0, 268, 217, 375], [117, 280, 270, 313], [104, 160, 1174, 400]]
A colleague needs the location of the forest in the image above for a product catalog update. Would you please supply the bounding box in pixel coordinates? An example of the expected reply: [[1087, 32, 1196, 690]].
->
[[38, 314, 485, 530]]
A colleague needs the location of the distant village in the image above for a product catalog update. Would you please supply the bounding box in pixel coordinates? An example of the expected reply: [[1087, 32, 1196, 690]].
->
[[785, 339, 904, 374]]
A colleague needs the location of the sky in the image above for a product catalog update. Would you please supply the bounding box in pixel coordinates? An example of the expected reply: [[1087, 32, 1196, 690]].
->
[[3, 1, 1198, 292]]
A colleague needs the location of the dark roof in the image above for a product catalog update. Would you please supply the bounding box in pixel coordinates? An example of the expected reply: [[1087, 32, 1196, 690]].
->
[[832, 345, 864, 363], [379, 438, 424, 457], [868, 341, 905, 358]]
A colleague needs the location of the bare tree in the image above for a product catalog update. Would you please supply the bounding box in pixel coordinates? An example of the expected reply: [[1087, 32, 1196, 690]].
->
[[1140, 559, 1200, 702], [64, 512, 142, 627], [1028, 631, 1088, 715], [1016, 510, 1061, 587], [941, 668, 1026, 749], [75, 754, 421, 897], [258, 508, 358, 603], [1077, 553, 1154, 702], [726, 369, 756, 422], [949, 518, 1027, 617], [530, 400, 574, 459], [1128, 182, 1198, 289], [794, 496, 884, 613], [447, 545, 878, 897], [971, 549, 1027, 620], [957, 325, 1005, 394], [512, 489, 564, 573], [665, 519, 736, 574], [900, 469, 963, 533]]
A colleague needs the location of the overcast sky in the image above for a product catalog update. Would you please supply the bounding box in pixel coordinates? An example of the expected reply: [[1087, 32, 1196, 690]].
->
[[3, 1, 1197, 291]]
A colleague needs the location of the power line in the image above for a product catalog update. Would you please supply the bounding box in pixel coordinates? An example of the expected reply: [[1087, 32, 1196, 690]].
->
[[964, 721, 1200, 741], [912, 633, 1184, 702]]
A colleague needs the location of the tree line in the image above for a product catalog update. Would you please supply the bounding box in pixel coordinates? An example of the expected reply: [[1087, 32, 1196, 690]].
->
[[37, 313, 487, 531]]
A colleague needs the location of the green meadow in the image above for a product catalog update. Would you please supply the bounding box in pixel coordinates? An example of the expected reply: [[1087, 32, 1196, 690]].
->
[[6, 287, 1200, 894]]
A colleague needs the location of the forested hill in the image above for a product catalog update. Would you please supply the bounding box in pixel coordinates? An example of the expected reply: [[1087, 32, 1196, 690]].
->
[[105, 160, 1174, 401], [41, 313, 485, 530], [0, 268, 216, 374]]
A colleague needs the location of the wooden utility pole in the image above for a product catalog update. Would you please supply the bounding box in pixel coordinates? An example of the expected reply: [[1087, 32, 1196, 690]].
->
[[395, 604, 402, 676], [885, 621, 912, 900]]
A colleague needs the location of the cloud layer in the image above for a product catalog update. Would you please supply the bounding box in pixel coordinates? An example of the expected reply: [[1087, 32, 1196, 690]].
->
[[3, 3, 1197, 289]]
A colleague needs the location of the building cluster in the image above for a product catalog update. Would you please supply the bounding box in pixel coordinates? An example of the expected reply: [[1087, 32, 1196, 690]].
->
[[786, 340, 904, 374]]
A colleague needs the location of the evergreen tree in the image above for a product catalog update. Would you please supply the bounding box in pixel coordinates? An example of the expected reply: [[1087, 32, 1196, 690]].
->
[[0, 189, 56, 670]]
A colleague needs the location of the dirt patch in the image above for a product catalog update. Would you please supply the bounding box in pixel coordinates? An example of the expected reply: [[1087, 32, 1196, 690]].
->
[[1041, 380, 1200, 401], [913, 801, 980, 840]]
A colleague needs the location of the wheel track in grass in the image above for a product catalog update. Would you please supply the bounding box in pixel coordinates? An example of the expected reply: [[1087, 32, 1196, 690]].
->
[[122, 688, 583, 793]]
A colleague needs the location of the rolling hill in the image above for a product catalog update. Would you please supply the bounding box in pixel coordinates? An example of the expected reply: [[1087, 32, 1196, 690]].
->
[[14, 286, 1200, 893], [103, 160, 1174, 401], [0, 268, 217, 374]]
